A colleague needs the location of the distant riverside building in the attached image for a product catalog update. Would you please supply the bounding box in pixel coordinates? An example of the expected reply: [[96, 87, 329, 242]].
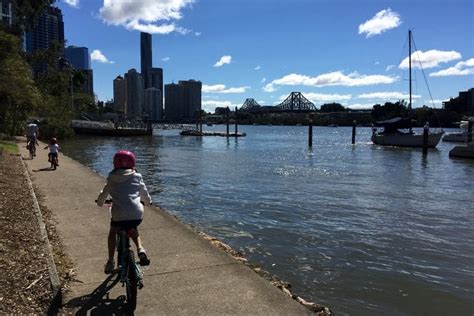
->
[[65, 46, 90, 70], [179, 80, 202, 120], [25, 6, 64, 53], [0, 0, 14, 26], [145, 88, 162, 121], [124, 69, 144, 120], [443, 88, 474, 112], [113, 75, 126, 114], [150, 67, 163, 118], [164, 80, 202, 122], [165, 83, 185, 122], [140, 32, 152, 89]]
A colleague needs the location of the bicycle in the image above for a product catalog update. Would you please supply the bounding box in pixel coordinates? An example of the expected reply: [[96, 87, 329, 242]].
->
[[98, 199, 145, 311], [27, 138, 36, 159], [49, 153, 58, 170]]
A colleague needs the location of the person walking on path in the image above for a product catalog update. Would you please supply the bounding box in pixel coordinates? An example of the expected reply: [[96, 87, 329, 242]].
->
[[96, 150, 153, 274]]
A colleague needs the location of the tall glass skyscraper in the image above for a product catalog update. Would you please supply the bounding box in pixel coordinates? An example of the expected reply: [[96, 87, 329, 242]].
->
[[140, 32, 152, 89], [25, 6, 64, 53], [65, 46, 90, 70]]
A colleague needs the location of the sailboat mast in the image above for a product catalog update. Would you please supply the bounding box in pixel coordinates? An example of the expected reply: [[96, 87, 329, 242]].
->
[[408, 29, 413, 133]]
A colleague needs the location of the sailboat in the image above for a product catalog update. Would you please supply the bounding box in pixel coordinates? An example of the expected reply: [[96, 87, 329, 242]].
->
[[371, 30, 444, 148]]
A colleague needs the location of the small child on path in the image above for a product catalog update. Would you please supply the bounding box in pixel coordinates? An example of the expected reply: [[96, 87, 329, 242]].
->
[[44, 138, 59, 169], [96, 150, 152, 274]]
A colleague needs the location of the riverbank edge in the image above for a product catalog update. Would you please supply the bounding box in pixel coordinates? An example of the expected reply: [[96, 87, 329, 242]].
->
[[21, 142, 332, 315]]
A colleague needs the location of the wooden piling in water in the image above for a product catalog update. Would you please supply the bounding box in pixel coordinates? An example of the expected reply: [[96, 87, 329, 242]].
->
[[422, 123, 429, 155], [234, 107, 238, 137], [226, 107, 230, 137], [467, 120, 473, 143], [352, 120, 357, 144], [308, 119, 313, 147]]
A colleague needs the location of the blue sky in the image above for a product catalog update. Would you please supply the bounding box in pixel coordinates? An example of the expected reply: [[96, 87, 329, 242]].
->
[[58, 0, 473, 112]]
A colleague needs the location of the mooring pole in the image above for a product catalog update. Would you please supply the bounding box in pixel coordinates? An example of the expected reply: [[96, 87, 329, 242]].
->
[[234, 106, 238, 137], [308, 116, 313, 147], [199, 110, 202, 133], [467, 120, 473, 143], [195, 110, 199, 131], [422, 122, 429, 155], [352, 120, 357, 144], [226, 107, 230, 137]]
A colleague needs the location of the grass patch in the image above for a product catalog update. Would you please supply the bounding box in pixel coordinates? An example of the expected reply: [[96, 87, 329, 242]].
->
[[0, 141, 18, 154]]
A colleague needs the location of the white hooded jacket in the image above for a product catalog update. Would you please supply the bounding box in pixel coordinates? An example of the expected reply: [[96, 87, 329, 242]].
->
[[96, 169, 152, 221]]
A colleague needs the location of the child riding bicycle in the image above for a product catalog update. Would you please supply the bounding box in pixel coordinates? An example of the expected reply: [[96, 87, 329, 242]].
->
[[96, 150, 152, 274], [44, 138, 59, 169]]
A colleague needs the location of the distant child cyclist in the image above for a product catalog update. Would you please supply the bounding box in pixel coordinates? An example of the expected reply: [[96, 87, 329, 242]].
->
[[44, 137, 59, 169], [96, 150, 152, 274]]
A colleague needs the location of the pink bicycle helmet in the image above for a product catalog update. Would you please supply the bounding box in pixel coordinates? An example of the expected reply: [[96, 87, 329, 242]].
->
[[113, 150, 136, 169]]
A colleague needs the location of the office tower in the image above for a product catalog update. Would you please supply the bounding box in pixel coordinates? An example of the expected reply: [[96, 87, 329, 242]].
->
[[145, 88, 162, 121], [65, 46, 90, 70], [165, 83, 185, 122], [0, 0, 14, 26], [25, 6, 64, 53], [140, 32, 152, 89], [124, 69, 144, 119], [150, 67, 163, 118], [113, 76, 126, 114], [179, 80, 202, 120]]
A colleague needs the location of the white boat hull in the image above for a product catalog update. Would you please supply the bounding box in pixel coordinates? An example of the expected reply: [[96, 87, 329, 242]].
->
[[372, 132, 444, 148]]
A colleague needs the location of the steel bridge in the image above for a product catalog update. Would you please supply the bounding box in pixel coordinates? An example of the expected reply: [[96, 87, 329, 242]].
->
[[240, 92, 316, 113]]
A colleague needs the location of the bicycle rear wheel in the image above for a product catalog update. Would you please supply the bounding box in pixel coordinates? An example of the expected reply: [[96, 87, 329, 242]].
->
[[126, 250, 138, 311]]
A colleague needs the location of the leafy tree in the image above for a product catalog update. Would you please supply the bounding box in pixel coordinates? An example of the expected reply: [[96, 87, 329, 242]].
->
[[3, 0, 56, 36], [371, 100, 409, 120], [320, 103, 347, 113], [0, 30, 41, 135]]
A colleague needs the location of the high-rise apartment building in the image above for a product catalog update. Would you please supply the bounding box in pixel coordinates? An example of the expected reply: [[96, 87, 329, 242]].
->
[[65, 46, 90, 70], [179, 80, 202, 120], [124, 69, 144, 119], [145, 88, 162, 121], [0, 0, 14, 26], [165, 83, 185, 122], [25, 6, 64, 53], [150, 67, 163, 119], [113, 75, 126, 114], [140, 32, 152, 89]]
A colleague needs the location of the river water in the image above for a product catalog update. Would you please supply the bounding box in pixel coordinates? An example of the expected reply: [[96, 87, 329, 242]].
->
[[60, 125, 473, 315]]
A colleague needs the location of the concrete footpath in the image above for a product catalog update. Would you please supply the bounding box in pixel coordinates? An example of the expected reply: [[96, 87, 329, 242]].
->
[[20, 142, 313, 315]]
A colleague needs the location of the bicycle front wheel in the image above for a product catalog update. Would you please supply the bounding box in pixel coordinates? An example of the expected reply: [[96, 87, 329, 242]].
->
[[126, 250, 138, 311]]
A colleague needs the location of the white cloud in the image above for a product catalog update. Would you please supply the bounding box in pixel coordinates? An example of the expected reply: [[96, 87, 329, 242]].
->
[[213, 55, 232, 67], [358, 92, 421, 101], [202, 100, 240, 112], [254, 65, 261, 70], [99, 0, 194, 35], [429, 58, 474, 77], [64, 0, 79, 8], [195, 32, 201, 36], [399, 50, 462, 69], [296, 92, 352, 103], [202, 84, 249, 93], [162, 57, 171, 62], [345, 103, 374, 110], [358, 8, 401, 38], [385, 65, 394, 71], [261, 77, 266, 83], [91, 49, 114, 64], [263, 71, 398, 92]]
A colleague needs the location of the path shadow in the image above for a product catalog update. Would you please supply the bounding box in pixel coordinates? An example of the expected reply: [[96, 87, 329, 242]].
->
[[33, 167, 54, 172], [62, 272, 132, 315]]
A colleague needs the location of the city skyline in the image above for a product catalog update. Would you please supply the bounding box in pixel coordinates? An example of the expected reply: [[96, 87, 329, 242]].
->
[[58, 0, 473, 112]]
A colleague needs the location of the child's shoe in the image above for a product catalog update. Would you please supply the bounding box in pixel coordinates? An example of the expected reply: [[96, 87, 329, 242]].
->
[[138, 248, 150, 266], [104, 260, 115, 274]]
